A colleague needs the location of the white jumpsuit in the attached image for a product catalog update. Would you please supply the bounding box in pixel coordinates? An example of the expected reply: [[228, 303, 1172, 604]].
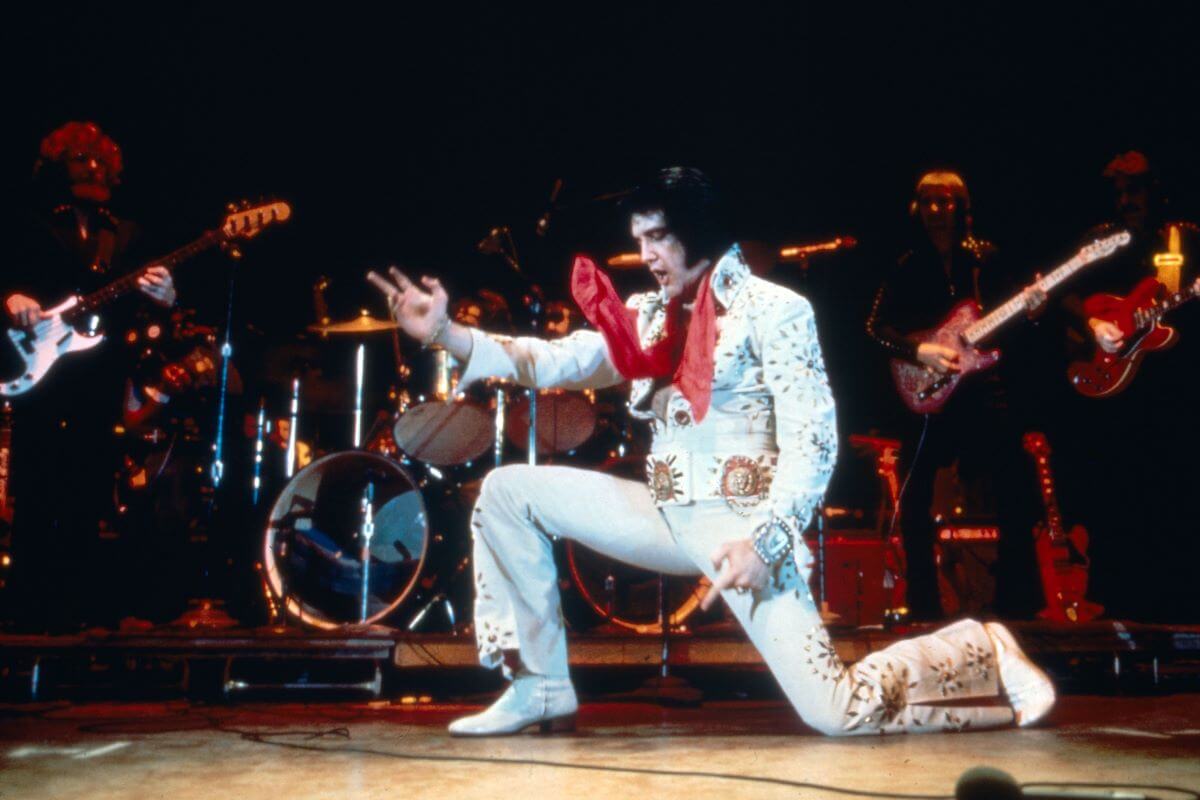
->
[[455, 246, 1016, 735]]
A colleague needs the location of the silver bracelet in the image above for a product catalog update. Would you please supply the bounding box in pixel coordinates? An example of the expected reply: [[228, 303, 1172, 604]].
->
[[751, 516, 794, 567], [421, 316, 451, 349]]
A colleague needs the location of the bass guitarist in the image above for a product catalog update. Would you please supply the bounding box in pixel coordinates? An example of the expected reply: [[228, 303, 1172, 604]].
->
[[3, 121, 177, 632], [866, 170, 1045, 621]]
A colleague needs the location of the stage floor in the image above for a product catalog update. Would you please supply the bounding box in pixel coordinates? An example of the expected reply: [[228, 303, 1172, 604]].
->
[[1, 695, 1197, 799]]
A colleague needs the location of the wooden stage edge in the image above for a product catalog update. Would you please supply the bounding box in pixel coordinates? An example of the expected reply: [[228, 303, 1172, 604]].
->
[[0, 619, 1196, 670]]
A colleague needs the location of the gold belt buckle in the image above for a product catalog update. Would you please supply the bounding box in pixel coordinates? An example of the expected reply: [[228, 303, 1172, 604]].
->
[[718, 454, 769, 514], [646, 453, 688, 504]]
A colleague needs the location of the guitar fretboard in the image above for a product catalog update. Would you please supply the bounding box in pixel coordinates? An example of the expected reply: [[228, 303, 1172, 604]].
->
[[964, 232, 1129, 346], [68, 229, 226, 320], [964, 251, 1093, 346]]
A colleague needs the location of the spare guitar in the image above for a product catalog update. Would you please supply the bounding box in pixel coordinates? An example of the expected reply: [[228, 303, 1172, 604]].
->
[[1022, 431, 1103, 623], [890, 231, 1131, 413], [1067, 275, 1199, 397], [0, 201, 290, 397], [0, 402, 12, 547]]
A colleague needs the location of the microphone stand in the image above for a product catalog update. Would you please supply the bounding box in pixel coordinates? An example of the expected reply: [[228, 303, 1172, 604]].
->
[[478, 225, 543, 465], [174, 260, 240, 630]]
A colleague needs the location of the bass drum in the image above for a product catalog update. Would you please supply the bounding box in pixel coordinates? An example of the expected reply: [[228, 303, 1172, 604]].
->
[[563, 456, 716, 634], [263, 451, 428, 628]]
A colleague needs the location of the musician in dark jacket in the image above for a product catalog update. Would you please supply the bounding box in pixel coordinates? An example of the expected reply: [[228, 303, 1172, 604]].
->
[[867, 171, 1044, 621], [2, 122, 176, 631], [1055, 152, 1200, 622]]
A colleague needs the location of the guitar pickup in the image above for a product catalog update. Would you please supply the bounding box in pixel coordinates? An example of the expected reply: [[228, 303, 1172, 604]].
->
[[17, 332, 36, 355]]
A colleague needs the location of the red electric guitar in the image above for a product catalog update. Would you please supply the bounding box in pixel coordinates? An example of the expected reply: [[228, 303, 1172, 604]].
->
[[890, 231, 1130, 413], [1067, 276, 1199, 397], [1022, 431, 1103, 623]]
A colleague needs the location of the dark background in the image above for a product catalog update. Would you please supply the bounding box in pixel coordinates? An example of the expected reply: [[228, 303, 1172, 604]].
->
[[3, 3, 1197, 621]]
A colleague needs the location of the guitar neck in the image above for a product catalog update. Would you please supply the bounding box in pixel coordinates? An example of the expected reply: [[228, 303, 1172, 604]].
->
[[1028, 445, 1067, 542], [70, 228, 226, 317], [965, 251, 1092, 345]]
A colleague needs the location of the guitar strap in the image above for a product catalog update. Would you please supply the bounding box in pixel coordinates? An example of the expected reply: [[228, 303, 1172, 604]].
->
[[90, 227, 119, 276]]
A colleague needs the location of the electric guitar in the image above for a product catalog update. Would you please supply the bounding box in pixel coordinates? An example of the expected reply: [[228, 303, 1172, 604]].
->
[[1022, 431, 1103, 623], [1067, 276, 1199, 397], [0, 201, 290, 397], [890, 231, 1131, 414]]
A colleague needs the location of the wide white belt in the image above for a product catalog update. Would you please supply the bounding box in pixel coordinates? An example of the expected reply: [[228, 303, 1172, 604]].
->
[[645, 446, 778, 509]]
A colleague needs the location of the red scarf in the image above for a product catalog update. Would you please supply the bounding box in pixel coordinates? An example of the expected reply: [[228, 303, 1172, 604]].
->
[[570, 255, 717, 422]]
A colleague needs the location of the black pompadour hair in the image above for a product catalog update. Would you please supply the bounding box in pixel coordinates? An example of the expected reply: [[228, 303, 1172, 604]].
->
[[623, 167, 734, 264]]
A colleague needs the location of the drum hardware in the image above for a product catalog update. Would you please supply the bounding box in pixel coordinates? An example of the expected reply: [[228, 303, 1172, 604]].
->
[[285, 377, 300, 479], [506, 390, 597, 456], [306, 311, 400, 335], [210, 274, 237, 488], [493, 384, 506, 467], [251, 398, 266, 505], [406, 554, 469, 632], [526, 390, 537, 466], [475, 222, 542, 466], [432, 348, 455, 402], [353, 343, 365, 447], [358, 482, 374, 622]]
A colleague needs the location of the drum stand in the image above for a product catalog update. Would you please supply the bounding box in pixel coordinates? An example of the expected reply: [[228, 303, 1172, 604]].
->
[[172, 262, 242, 630], [358, 483, 375, 623], [815, 503, 841, 624], [406, 553, 469, 632], [619, 574, 702, 706]]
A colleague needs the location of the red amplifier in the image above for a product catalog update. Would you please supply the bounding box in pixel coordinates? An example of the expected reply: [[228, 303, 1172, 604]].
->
[[805, 533, 889, 627]]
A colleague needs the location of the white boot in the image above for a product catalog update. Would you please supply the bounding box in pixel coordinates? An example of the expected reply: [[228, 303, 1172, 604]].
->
[[985, 622, 1056, 727], [448, 671, 578, 737]]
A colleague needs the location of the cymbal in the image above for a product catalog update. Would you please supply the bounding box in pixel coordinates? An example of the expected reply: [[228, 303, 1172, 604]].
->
[[308, 311, 399, 335]]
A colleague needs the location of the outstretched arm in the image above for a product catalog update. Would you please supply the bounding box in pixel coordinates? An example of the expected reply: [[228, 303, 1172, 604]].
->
[[368, 267, 624, 391]]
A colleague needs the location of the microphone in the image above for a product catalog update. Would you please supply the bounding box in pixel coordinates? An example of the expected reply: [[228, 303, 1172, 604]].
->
[[535, 178, 564, 237], [778, 236, 858, 262], [955, 766, 1162, 800], [476, 226, 509, 255]]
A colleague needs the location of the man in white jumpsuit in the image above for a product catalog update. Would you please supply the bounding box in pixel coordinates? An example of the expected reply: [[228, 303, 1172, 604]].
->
[[369, 168, 1054, 737]]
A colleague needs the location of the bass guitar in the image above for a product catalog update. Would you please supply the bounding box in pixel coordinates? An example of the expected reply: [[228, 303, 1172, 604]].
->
[[1067, 276, 1199, 397], [1, 201, 290, 397], [890, 231, 1130, 414], [1022, 431, 1103, 623]]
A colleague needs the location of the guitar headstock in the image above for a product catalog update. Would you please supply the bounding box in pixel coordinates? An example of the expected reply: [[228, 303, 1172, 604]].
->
[[1079, 230, 1132, 263], [1022, 430, 1049, 458], [222, 201, 292, 240]]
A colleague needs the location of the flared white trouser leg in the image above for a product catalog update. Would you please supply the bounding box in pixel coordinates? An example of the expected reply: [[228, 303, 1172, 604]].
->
[[471, 464, 1015, 735]]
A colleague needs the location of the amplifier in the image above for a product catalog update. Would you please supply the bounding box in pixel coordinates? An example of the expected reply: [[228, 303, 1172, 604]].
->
[[805, 532, 888, 627], [935, 524, 999, 617]]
